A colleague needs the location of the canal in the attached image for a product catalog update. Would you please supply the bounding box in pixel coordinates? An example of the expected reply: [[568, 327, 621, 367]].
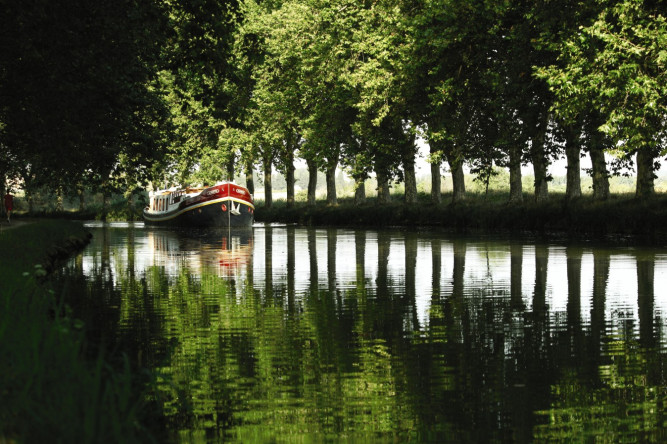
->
[[55, 222, 667, 442]]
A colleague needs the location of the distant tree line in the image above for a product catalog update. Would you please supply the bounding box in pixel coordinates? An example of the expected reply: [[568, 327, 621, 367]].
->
[[1, 0, 665, 208]]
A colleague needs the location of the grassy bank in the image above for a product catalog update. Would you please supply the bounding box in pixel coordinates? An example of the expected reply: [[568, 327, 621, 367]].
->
[[255, 192, 667, 240], [0, 220, 154, 443], [11, 188, 667, 241]]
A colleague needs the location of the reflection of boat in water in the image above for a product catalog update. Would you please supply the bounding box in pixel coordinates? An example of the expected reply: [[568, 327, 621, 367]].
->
[[216, 235, 251, 271], [143, 182, 254, 227], [147, 227, 253, 277]]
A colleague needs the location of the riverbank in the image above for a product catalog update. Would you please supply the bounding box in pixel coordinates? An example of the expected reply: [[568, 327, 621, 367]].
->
[[0, 220, 153, 443], [255, 193, 667, 242], [9, 191, 667, 241]]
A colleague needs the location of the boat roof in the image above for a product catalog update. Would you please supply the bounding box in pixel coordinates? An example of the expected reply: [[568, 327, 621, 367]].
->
[[150, 181, 241, 196]]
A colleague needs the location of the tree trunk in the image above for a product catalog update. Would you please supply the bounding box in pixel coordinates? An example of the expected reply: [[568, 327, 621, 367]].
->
[[427, 128, 443, 204], [635, 148, 656, 199], [26, 189, 34, 213], [285, 151, 295, 208], [325, 162, 337, 206], [307, 159, 317, 206], [508, 144, 523, 203], [563, 126, 582, 200], [589, 142, 609, 200], [531, 127, 549, 202], [443, 144, 465, 202], [354, 177, 366, 205], [403, 152, 417, 204], [586, 115, 610, 200], [102, 189, 110, 221], [226, 158, 235, 182], [0, 181, 5, 219], [430, 160, 442, 204], [450, 160, 465, 202], [263, 158, 273, 209], [376, 171, 391, 204], [78, 187, 85, 212], [244, 161, 254, 196], [56, 186, 64, 212], [532, 155, 549, 202], [127, 191, 135, 217]]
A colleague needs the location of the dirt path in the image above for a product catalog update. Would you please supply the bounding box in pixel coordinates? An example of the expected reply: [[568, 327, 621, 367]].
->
[[0, 218, 36, 232]]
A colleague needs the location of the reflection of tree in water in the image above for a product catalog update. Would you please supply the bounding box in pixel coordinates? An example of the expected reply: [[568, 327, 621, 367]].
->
[[534, 248, 667, 443], [56, 226, 667, 442]]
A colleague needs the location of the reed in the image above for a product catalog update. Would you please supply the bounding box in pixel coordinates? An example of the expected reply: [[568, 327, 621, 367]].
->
[[0, 220, 155, 443]]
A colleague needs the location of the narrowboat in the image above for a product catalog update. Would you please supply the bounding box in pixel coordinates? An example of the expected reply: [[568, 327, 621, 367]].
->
[[143, 182, 254, 227]]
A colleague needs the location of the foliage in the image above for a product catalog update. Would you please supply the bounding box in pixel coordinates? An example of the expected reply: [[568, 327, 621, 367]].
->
[[537, 0, 667, 168], [2, 0, 667, 205], [154, 0, 244, 188], [0, 0, 170, 192], [0, 221, 153, 443]]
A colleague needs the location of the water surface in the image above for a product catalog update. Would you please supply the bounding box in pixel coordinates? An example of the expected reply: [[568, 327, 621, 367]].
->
[[58, 222, 667, 442]]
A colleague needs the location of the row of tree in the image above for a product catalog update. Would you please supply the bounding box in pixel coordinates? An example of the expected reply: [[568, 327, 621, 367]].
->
[[1, 0, 665, 208]]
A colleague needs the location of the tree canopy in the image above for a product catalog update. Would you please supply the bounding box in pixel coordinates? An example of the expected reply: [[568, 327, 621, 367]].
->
[[0, 0, 170, 193], [1, 0, 665, 201]]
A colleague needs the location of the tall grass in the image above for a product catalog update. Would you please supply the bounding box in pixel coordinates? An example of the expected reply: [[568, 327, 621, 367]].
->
[[0, 221, 155, 443]]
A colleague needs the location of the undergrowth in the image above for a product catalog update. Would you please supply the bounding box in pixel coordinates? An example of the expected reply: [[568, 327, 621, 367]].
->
[[0, 221, 156, 443], [255, 192, 667, 240]]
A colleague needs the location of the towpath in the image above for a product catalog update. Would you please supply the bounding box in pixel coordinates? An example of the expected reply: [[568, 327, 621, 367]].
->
[[0, 218, 36, 232]]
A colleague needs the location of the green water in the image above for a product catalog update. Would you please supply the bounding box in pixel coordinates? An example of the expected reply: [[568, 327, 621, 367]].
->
[[57, 222, 667, 442]]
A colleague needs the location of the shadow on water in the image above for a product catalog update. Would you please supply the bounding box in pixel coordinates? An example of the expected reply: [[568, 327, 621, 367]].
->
[[55, 222, 667, 443]]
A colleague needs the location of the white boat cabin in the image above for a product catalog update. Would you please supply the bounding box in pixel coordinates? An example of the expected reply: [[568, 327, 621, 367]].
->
[[148, 187, 201, 214]]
